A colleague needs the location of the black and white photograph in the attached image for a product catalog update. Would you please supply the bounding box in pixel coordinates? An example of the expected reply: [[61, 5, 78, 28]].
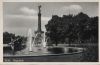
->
[[3, 2, 98, 62]]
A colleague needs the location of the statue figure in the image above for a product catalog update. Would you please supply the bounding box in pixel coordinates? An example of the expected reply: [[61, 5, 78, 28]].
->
[[38, 5, 41, 13]]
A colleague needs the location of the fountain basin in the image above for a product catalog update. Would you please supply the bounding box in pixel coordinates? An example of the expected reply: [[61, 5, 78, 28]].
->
[[3, 47, 85, 62], [47, 47, 83, 54]]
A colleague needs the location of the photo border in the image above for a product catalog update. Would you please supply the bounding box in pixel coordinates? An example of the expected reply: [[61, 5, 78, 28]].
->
[[0, 0, 99, 64]]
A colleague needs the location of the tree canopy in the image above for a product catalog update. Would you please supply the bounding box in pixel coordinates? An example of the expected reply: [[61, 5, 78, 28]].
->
[[45, 12, 98, 45]]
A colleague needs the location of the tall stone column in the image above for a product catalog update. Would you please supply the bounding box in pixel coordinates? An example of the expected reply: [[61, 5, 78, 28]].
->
[[38, 5, 41, 33]]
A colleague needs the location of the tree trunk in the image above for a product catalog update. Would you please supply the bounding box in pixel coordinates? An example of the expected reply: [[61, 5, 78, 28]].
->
[[55, 41, 58, 46]]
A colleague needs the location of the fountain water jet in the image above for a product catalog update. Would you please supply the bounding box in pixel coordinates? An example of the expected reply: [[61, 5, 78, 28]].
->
[[32, 33, 38, 52], [27, 28, 33, 52], [42, 31, 47, 48]]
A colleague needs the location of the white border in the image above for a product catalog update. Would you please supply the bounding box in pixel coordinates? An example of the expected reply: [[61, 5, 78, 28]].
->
[[0, 0, 3, 63], [3, 0, 99, 2], [0, 0, 100, 64]]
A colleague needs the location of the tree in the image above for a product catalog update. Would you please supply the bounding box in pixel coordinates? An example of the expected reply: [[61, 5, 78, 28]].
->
[[45, 15, 62, 46], [3, 32, 15, 44], [3, 32, 26, 52], [45, 12, 98, 46]]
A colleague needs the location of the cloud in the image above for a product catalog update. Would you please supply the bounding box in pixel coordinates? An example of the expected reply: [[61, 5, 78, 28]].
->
[[6, 14, 50, 22], [61, 5, 82, 15], [4, 14, 50, 33], [4, 6, 51, 35], [69, 5, 82, 10], [18, 7, 50, 21], [20, 7, 37, 15]]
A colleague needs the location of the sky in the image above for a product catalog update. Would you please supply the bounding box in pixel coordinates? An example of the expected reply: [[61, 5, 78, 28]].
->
[[3, 2, 98, 36]]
